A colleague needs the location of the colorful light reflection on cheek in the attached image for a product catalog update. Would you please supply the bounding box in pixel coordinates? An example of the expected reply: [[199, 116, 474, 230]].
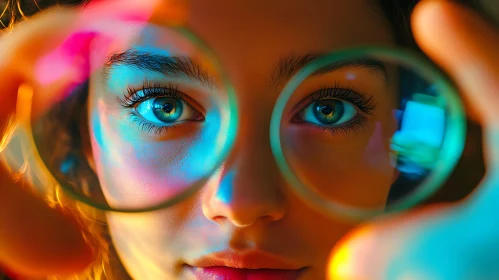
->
[[213, 168, 235, 204], [89, 96, 223, 208]]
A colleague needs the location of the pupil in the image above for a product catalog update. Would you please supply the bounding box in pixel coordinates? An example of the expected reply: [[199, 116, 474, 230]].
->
[[163, 103, 174, 114], [313, 100, 344, 125], [320, 105, 333, 116]]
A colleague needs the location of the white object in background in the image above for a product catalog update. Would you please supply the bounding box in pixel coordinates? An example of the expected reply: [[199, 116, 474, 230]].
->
[[400, 100, 445, 148], [391, 100, 445, 175]]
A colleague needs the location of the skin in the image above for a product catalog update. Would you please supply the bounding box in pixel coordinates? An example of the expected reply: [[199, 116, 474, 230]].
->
[[0, 0, 497, 279], [83, 0, 399, 279]]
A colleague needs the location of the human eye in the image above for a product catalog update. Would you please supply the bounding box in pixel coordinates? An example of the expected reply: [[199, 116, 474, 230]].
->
[[292, 85, 376, 135], [118, 80, 205, 136]]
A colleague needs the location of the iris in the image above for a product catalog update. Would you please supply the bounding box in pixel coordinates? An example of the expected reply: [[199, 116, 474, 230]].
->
[[152, 97, 184, 123], [313, 100, 344, 125]]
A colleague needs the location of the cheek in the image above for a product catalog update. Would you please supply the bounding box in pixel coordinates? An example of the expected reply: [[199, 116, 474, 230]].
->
[[87, 97, 223, 208], [281, 120, 395, 209], [105, 212, 179, 279], [105, 200, 227, 279], [89, 126, 188, 208]]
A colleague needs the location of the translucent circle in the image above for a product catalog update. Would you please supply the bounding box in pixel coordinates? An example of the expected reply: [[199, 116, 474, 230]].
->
[[270, 47, 466, 220], [30, 23, 238, 212]]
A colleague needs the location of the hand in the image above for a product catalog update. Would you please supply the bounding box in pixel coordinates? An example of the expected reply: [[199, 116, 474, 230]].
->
[[0, 7, 95, 277], [328, 1, 499, 279], [0, 0, 186, 277]]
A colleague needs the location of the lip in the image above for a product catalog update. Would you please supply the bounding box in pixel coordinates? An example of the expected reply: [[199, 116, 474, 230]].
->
[[186, 250, 307, 280], [188, 266, 306, 280]]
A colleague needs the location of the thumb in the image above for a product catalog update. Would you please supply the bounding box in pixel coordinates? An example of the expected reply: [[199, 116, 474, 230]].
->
[[412, 1, 499, 209]]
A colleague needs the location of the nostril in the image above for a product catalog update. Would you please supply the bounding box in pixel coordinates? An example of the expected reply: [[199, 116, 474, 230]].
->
[[212, 216, 227, 224]]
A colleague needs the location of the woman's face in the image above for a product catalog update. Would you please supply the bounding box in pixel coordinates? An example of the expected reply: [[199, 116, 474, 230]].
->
[[86, 0, 396, 279]]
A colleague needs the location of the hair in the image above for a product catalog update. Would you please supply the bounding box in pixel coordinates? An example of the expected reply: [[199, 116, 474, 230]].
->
[[1, 1, 422, 279]]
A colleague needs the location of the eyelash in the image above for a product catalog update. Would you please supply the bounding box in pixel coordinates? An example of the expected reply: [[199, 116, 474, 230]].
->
[[117, 80, 187, 136], [292, 83, 376, 135], [118, 80, 184, 108]]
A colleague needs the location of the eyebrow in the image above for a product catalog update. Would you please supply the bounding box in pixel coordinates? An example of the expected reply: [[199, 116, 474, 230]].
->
[[104, 49, 216, 88], [105, 50, 387, 90], [270, 53, 388, 87]]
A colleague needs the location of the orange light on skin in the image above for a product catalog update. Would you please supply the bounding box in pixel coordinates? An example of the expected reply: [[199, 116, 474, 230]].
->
[[329, 241, 353, 279], [81, 0, 190, 27], [327, 225, 376, 280]]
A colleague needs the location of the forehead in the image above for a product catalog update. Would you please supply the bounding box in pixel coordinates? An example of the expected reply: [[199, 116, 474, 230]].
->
[[186, 0, 393, 51], [97, 0, 396, 90], [183, 0, 395, 76]]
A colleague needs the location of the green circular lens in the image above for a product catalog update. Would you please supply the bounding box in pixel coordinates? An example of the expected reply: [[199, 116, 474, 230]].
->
[[31, 24, 238, 213], [270, 46, 466, 220]]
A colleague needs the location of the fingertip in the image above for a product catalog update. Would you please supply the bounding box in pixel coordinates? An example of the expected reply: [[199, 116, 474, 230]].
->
[[411, 1, 444, 44], [411, 0, 499, 126], [327, 205, 452, 280], [328, 225, 378, 280], [411, 1, 469, 59]]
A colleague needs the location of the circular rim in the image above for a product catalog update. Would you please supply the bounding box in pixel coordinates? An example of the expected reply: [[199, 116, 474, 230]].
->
[[33, 25, 239, 213], [270, 46, 466, 220]]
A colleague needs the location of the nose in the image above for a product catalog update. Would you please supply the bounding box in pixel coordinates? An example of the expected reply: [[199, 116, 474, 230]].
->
[[202, 109, 286, 228]]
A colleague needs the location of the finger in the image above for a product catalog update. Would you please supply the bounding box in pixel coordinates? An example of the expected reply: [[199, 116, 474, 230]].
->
[[412, 1, 499, 127], [413, 1, 499, 205]]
